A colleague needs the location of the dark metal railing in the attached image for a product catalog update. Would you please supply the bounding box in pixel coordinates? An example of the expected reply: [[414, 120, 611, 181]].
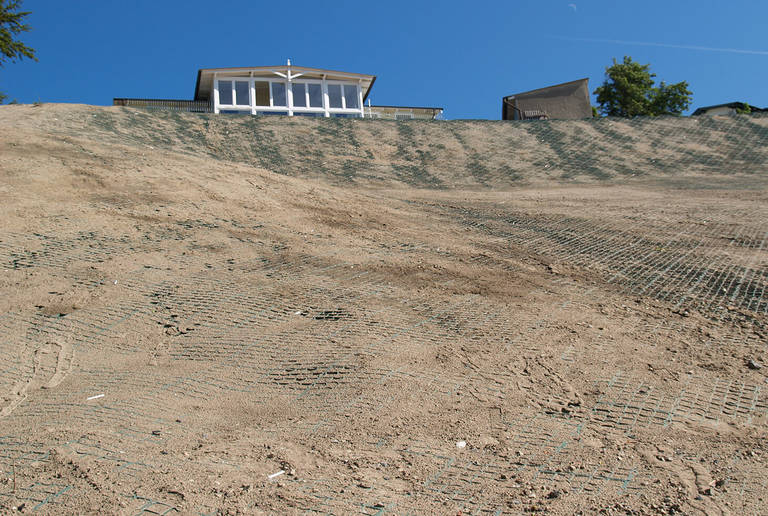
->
[[113, 98, 213, 113]]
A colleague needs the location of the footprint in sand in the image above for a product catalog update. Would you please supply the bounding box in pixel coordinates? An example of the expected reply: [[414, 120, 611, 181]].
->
[[0, 341, 74, 418]]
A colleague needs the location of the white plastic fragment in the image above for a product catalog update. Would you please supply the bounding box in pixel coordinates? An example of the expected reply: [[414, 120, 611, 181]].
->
[[268, 470, 285, 480], [456, 441, 467, 449], [87, 394, 105, 401]]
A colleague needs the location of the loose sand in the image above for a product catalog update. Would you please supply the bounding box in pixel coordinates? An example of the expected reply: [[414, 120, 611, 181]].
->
[[0, 104, 766, 514]]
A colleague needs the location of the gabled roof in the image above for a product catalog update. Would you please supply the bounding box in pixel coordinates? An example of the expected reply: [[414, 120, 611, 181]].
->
[[502, 78, 592, 120], [503, 78, 590, 101], [194, 65, 376, 102], [691, 102, 767, 116]]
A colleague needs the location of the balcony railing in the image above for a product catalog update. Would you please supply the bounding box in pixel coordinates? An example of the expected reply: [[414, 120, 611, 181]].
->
[[113, 98, 213, 113], [113, 98, 443, 120]]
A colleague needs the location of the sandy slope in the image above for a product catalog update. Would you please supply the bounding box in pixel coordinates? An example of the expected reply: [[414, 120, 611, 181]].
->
[[0, 104, 766, 514]]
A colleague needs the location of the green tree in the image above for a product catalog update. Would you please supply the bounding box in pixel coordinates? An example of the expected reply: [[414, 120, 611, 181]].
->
[[594, 56, 692, 117], [0, 0, 37, 103]]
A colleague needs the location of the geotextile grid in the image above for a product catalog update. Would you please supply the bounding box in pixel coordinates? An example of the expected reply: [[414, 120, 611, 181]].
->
[[2, 178, 768, 511], [73, 108, 768, 187], [416, 198, 768, 318]]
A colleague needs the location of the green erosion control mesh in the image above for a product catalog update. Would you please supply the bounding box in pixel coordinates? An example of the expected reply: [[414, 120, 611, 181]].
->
[[79, 109, 768, 186], [1, 208, 767, 513], [1, 106, 767, 513]]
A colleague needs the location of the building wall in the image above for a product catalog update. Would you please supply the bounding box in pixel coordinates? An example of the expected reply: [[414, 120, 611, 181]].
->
[[366, 106, 443, 120], [699, 106, 737, 116]]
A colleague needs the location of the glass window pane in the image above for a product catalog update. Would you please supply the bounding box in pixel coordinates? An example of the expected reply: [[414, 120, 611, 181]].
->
[[272, 82, 286, 106], [235, 81, 249, 106], [328, 84, 342, 108], [254, 82, 269, 106], [308, 83, 323, 107], [343, 84, 359, 109], [292, 83, 306, 107], [218, 80, 232, 105]]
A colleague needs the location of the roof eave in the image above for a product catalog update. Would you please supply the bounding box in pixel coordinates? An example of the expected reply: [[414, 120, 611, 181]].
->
[[363, 76, 376, 102], [503, 77, 590, 100]]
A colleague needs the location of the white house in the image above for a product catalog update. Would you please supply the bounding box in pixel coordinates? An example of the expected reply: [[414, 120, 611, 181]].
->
[[114, 62, 443, 120], [194, 62, 375, 118]]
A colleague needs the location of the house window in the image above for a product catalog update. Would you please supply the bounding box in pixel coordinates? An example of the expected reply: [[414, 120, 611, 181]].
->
[[218, 80, 233, 105], [272, 82, 287, 107], [308, 83, 323, 108], [343, 85, 359, 109], [215, 76, 362, 115], [235, 81, 249, 106], [254, 81, 269, 106], [292, 83, 306, 107], [328, 84, 343, 108]]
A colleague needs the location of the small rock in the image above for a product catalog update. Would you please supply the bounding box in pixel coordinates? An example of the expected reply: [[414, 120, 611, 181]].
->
[[456, 441, 467, 449], [547, 489, 561, 499], [747, 359, 762, 370]]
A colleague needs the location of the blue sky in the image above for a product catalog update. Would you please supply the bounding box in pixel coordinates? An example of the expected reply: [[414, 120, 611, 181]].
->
[[3, 0, 767, 119]]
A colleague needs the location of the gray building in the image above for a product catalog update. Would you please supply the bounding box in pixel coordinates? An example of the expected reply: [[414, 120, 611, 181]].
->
[[502, 78, 592, 121], [691, 102, 767, 116]]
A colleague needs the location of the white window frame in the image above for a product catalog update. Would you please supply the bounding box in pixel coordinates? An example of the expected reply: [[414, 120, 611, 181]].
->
[[214, 76, 365, 118], [252, 80, 271, 108], [325, 81, 361, 112], [289, 79, 325, 115], [270, 81, 288, 108]]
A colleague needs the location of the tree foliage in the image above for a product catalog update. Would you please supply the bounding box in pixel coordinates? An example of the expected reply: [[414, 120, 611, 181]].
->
[[0, 0, 36, 103], [594, 56, 692, 117]]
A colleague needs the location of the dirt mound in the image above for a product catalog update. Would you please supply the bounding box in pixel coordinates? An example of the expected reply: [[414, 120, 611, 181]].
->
[[0, 104, 766, 514]]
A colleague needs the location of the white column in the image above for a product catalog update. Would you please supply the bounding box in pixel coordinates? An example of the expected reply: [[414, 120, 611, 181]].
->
[[287, 78, 294, 117], [322, 76, 330, 117], [213, 73, 220, 114], [358, 80, 364, 118], [250, 79, 256, 115]]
